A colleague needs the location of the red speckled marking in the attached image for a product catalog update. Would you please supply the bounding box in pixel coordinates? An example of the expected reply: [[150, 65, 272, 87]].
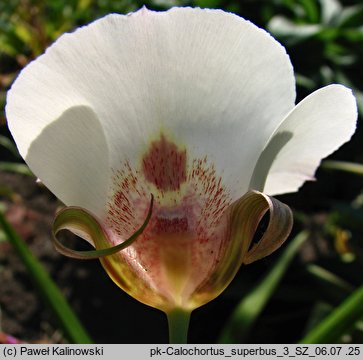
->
[[142, 134, 187, 191], [104, 134, 232, 309]]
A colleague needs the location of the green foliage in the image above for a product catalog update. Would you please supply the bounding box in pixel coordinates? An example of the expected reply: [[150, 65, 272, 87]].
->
[[0, 0, 137, 59], [300, 285, 363, 343], [219, 232, 308, 343], [0, 211, 93, 344], [265, 0, 363, 111]]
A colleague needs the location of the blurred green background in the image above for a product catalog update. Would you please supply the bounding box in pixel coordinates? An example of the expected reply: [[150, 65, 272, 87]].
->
[[1, 0, 363, 344]]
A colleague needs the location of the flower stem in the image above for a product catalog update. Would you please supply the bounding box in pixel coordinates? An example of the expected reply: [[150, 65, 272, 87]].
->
[[167, 308, 191, 344]]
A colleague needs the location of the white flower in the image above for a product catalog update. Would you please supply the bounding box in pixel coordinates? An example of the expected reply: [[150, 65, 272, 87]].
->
[[6, 7, 357, 312]]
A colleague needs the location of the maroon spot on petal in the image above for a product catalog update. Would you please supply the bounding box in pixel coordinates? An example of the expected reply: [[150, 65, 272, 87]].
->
[[142, 134, 187, 191], [153, 216, 189, 234]]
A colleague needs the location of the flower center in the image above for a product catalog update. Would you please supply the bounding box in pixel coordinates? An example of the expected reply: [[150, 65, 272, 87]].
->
[[153, 216, 192, 303], [106, 133, 232, 309]]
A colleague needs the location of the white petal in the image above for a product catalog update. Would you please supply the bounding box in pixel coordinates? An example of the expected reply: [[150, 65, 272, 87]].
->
[[251, 84, 357, 195], [7, 104, 110, 216], [6, 7, 296, 206]]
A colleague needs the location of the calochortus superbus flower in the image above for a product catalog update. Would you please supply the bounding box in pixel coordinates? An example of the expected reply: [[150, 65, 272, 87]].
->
[[6, 7, 357, 342]]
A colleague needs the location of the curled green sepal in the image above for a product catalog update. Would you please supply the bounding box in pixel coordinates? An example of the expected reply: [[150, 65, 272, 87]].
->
[[52, 194, 154, 260], [189, 190, 293, 308], [230, 190, 293, 265]]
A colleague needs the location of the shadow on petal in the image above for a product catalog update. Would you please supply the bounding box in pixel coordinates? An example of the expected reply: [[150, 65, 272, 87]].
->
[[249, 131, 293, 191], [26, 105, 110, 216]]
